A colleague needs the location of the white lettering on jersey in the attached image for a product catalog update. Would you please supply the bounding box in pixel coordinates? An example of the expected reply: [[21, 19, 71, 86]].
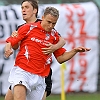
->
[[24, 46, 29, 60], [31, 37, 50, 46]]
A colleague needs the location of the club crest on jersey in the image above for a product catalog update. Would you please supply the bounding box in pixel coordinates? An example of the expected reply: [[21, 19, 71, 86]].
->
[[45, 33, 50, 40]]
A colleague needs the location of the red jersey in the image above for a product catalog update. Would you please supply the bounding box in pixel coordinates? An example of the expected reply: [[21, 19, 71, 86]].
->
[[6, 21, 66, 76]]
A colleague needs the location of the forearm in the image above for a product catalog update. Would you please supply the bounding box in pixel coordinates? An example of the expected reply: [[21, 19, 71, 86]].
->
[[5, 42, 12, 49], [4, 42, 13, 58], [57, 49, 77, 64], [6, 36, 22, 47], [42, 37, 66, 54], [54, 37, 66, 50]]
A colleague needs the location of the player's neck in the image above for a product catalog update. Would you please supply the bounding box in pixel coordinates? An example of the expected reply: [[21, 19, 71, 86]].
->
[[26, 17, 37, 23]]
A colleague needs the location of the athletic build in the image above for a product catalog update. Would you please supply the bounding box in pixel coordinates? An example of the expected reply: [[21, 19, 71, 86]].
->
[[4, 6, 67, 100], [4, 1, 91, 100], [4, 1, 66, 100]]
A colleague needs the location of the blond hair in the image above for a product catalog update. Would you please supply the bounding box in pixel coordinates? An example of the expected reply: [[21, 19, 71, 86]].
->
[[44, 7, 59, 18]]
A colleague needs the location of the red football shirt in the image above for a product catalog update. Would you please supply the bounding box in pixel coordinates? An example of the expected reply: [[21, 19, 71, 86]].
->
[[6, 21, 66, 76]]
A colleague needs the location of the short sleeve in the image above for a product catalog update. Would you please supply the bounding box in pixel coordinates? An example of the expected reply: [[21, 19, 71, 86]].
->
[[53, 48, 66, 58]]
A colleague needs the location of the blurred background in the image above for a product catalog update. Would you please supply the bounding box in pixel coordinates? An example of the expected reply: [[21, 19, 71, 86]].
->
[[0, 0, 100, 6], [0, 0, 100, 7], [0, 0, 100, 100]]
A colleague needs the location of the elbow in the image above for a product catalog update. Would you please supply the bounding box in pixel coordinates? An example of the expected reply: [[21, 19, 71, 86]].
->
[[57, 55, 69, 64], [58, 60, 65, 64], [57, 57, 64, 64], [12, 47, 18, 50], [12, 45, 19, 50], [12, 42, 20, 50], [57, 60, 62, 64], [59, 61, 64, 64]]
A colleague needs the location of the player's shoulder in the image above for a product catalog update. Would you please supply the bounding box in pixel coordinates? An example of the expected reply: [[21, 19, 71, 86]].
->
[[16, 23, 26, 30], [18, 22, 40, 32], [51, 28, 58, 34], [17, 23, 31, 32], [52, 28, 61, 36], [16, 19, 41, 30]]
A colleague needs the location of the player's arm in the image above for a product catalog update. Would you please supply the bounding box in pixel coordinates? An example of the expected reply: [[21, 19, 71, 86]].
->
[[11, 24, 25, 50], [4, 24, 29, 57], [52, 36, 66, 50], [12, 42, 20, 50], [10, 31, 20, 50], [4, 37, 21, 58], [4, 42, 13, 58], [9, 24, 29, 50], [56, 47, 91, 64], [42, 33, 66, 54]]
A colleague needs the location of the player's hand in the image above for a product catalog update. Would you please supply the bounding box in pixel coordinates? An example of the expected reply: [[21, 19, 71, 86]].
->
[[74, 46, 91, 52], [42, 43, 56, 54], [4, 43, 13, 58], [11, 31, 18, 37]]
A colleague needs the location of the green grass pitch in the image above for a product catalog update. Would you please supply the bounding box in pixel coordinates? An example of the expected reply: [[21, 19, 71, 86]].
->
[[0, 93, 100, 100]]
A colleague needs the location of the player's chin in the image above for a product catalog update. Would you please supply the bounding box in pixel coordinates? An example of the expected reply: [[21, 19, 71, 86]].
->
[[46, 29, 52, 32], [23, 16, 28, 21]]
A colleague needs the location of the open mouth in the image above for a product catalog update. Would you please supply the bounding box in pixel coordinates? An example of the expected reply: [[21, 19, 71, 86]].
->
[[23, 14, 27, 16]]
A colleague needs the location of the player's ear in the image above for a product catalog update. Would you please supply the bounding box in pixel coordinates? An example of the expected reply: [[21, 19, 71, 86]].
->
[[42, 15, 44, 20], [33, 8, 37, 14]]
